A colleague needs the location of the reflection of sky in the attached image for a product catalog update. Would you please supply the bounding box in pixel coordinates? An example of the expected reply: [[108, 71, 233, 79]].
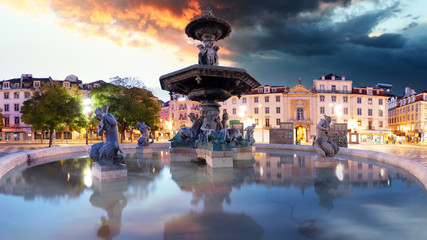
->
[[1, 152, 427, 239]]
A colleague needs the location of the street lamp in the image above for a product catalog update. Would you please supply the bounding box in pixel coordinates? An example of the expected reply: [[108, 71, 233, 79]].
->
[[83, 98, 92, 145]]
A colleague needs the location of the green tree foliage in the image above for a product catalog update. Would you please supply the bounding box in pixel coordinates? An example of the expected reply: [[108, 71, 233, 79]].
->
[[91, 83, 160, 143], [21, 82, 87, 147]]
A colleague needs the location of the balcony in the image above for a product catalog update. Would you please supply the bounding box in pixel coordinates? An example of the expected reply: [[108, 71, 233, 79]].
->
[[315, 90, 352, 94]]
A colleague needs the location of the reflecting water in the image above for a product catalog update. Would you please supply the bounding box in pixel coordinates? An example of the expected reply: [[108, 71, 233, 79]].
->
[[1, 150, 426, 240]]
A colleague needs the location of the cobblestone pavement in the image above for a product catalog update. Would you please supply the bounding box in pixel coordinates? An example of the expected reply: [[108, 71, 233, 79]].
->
[[349, 144, 427, 166]]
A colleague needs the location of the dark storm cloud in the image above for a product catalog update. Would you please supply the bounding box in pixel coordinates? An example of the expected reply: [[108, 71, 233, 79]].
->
[[350, 34, 407, 49], [221, 1, 401, 58]]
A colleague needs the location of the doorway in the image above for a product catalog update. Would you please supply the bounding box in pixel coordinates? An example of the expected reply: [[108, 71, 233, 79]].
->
[[296, 126, 306, 142]]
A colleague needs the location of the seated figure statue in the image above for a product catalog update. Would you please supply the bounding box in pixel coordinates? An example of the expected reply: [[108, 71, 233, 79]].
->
[[244, 123, 256, 146], [200, 111, 228, 144], [137, 121, 154, 147], [313, 115, 339, 157], [89, 105, 125, 166], [169, 113, 202, 143]]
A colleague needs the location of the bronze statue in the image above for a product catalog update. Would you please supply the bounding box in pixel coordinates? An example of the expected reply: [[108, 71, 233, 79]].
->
[[89, 105, 125, 166], [313, 115, 339, 157]]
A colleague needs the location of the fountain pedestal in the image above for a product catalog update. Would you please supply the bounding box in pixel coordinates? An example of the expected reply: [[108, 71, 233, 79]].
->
[[92, 162, 127, 181]]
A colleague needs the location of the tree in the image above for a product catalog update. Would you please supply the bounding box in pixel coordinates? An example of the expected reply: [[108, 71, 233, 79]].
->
[[109, 76, 146, 89], [21, 82, 87, 147], [91, 83, 160, 143]]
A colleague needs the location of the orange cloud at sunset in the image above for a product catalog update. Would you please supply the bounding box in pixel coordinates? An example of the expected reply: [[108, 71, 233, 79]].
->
[[1, 0, 209, 63]]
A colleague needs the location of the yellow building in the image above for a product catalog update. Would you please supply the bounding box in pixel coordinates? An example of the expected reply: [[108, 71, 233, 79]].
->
[[388, 89, 427, 143]]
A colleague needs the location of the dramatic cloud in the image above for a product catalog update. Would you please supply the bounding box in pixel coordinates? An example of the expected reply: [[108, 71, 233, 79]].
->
[[2, 0, 426, 93]]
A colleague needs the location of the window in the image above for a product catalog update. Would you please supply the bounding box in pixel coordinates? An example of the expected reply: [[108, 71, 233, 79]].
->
[[379, 121, 383, 128], [265, 96, 269, 103], [379, 99, 383, 105], [276, 118, 281, 125], [254, 108, 259, 114], [14, 117, 20, 125], [242, 97, 247, 104], [4, 92, 9, 99], [357, 97, 362, 104], [272, 88, 277, 93], [258, 89, 263, 93], [331, 107, 334, 115], [254, 97, 258, 103], [34, 81, 40, 88], [25, 92, 30, 98], [367, 89, 372, 95], [276, 107, 280, 114], [4, 104, 9, 112], [359, 89, 362, 93], [344, 107, 348, 115], [368, 98, 372, 104], [232, 108, 236, 115], [3, 82, 10, 88], [14, 104, 19, 112], [276, 96, 280, 102], [265, 88, 270, 93], [265, 119, 270, 127], [297, 108, 304, 120], [368, 109, 373, 116], [343, 96, 348, 103], [331, 96, 336, 102], [343, 86, 348, 92], [332, 85, 336, 92], [265, 107, 270, 114], [320, 85, 324, 91], [379, 110, 383, 117], [232, 98, 237, 104], [320, 96, 325, 102], [255, 119, 259, 125], [357, 108, 362, 115], [320, 107, 325, 114], [14, 92, 19, 99], [358, 120, 362, 126], [4, 117, 9, 127]]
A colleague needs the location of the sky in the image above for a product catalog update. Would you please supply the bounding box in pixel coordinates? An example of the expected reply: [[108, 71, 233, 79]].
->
[[0, 0, 426, 101]]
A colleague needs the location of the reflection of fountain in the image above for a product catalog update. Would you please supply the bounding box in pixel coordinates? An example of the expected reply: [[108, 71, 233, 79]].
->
[[165, 162, 263, 239], [160, 8, 260, 168], [314, 168, 340, 211], [90, 179, 128, 240]]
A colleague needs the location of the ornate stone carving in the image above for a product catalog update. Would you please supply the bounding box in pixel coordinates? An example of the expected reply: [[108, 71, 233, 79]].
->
[[313, 115, 339, 157], [89, 105, 125, 166]]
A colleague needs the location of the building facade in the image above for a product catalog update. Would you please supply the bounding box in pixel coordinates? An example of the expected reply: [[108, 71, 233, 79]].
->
[[220, 74, 390, 144], [0, 74, 102, 142], [388, 88, 427, 143]]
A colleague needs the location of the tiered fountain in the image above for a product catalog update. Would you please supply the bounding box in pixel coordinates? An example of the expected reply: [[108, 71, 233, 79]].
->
[[160, 8, 261, 167]]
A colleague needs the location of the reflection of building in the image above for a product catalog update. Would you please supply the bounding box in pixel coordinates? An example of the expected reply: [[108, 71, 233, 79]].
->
[[158, 101, 171, 140], [253, 152, 389, 195], [0, 74, 104, 142], [388, 88, 427, 143], [220, 74, 390, 143]]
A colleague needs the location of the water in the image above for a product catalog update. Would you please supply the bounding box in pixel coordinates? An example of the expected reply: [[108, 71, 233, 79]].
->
[[1, 150, 426, 240]]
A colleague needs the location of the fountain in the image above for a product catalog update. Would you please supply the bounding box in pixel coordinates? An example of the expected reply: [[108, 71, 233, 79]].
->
[[160, 8, 261, 168]]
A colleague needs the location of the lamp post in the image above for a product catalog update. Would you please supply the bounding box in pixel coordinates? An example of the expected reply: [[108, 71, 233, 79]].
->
[[83, 98, 92, 145]]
